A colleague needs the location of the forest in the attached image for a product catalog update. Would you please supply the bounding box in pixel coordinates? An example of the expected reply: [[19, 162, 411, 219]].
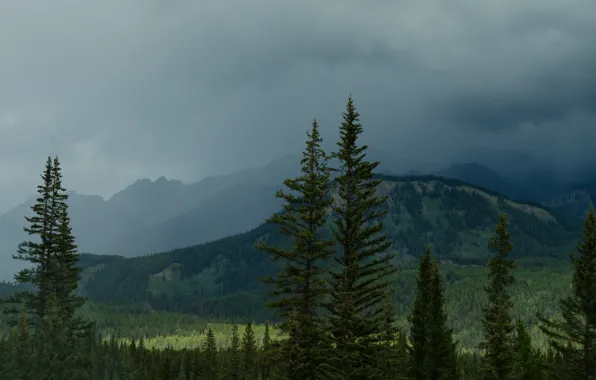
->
[[1, 97, 595, 380]]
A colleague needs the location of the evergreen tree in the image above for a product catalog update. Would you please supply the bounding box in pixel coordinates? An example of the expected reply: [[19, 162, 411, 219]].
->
[[4, 311, 33, 380], [428, 259, 458, 380], [538, 207, 596, 380], [3, 156, 88, 337], [480, 214, 516, 380], [227, 324, 241, 380], [260, 322, 273, 380], [408, 247, 434, 380], [242, 322, 258, 380], [408, 247, 458, 380], [377, 289, 401, 379], [33, 292, 77, 379], [512, 320, 542, 380], [324, 96, 397, 380], [202, 326, 218, 380], [4, 157, 58, 327], [255, 119, 334, 380], [49, 156, 89, 335]]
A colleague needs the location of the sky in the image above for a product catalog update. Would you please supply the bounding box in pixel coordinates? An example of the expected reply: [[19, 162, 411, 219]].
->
[[1, 0, 596, 214]]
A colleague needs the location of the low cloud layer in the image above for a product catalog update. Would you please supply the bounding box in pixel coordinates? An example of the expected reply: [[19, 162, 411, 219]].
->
[[1, 0, 595, 213]]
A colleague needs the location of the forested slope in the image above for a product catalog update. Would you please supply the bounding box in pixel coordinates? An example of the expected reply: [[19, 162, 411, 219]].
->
[[78, 174, 581, 321]]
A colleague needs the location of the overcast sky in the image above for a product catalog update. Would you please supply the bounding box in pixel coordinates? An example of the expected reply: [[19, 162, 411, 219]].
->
[[1, 0, 596, 214]]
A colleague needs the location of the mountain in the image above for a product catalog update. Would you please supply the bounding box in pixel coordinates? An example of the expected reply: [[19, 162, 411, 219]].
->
[[78, 174, 582, 319], [0, 153, 305, 280], [434, 162, 519, 199], [105, 182, 284, 256]]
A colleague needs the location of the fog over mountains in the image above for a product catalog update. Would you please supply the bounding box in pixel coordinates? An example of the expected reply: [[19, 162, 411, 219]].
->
[[1, 145, 595, 282]]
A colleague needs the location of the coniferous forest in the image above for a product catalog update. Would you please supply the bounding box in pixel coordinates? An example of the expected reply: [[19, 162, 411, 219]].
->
[[2, 97, 596, 379]]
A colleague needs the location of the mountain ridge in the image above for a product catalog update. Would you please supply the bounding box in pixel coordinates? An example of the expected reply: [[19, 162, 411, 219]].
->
[[77, 174, 582, 319]]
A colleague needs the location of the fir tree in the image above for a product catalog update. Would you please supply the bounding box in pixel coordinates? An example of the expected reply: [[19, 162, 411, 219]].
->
[[377, 289, 401, 379], [227, 324, 241, 380], [242, 322, 258, 380], [33, 292, 76, 379], [4, 157, 58, 327], [202, 326, 218, 380], [428, 259, 458, 379], [512, 320, 542, 380], [2, 156, 89, 337], [255, 119, 334, 380], [4, 311, 33, 380], [49, 156, 88, 335], [260, 321, 273, 380], [408, 247, 434, 380], [538, 207, 596, 380], [480, 214, 516, 380], [324, 96, 397, 380]]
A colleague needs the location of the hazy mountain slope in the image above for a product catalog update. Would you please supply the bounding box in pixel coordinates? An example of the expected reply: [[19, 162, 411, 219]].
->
[[79, 174, 581, 317], [543, 183, 596, 218], [107, 177, 195, 226], [106, 183, 284, 256], [0, 192, 146, 281], [435, 163, 518, 199], [0, 154, 304, 279]]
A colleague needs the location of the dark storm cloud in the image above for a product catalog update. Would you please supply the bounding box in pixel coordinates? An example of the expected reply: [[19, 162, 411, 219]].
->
[[1, 0, 596, 213]]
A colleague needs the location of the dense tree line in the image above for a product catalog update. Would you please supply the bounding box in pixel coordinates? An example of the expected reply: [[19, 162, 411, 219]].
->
[[1, 98, 596, 379]]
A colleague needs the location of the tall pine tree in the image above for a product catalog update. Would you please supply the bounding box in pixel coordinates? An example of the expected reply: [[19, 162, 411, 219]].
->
[[323, 96, 397, 380], [408, 246, 458, 380], [49, 156, 88, 335], [3, 156, 88, 336], [256, 119, 334, 380], [242, 322, 258, 380], [538, 207, 596, 380], [5, 157, 58, 327], [512, 320, 542, 380], [480, 214, 516, 380], [408, 247, 434, 380], [428, 259, 458, 379]]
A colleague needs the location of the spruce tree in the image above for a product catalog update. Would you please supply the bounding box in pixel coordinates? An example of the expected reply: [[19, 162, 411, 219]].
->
[[512, 320, 542, 380], [4, 311, 33, 380], [480, 214, 516, 380], [3, 156, 88, 336], [202, 326, 218, 380], [408, 247, 434, 380], [49, 156, 89, 335], [408, 247, 458, 380], [538, 207, 596, 380], [377, 289, 401, 379], [4, 157, 58, 327], [323, 96, 397, 380], [33, 292, 76, 379], [255, 119, 334, 380], [428, 259, 458, 379], [242, 322, 258, 380], [260, 322, 272, 380], [227, 324, 241, 380]]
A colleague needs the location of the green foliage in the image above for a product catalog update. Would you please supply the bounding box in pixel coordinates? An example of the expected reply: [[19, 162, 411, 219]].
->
[[323, 96, 397, 380], [2, 157, 89, 338], [241, 321, 258, 380], [512, 320, 542, 380], [538, 207, 596, 379], [480, 214, 516, 380], [408, 247, 458, 380], [254, 119, 334, 380]]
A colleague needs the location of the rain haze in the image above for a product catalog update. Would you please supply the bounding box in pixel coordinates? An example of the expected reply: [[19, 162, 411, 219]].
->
[[1, 0, 596, 279]]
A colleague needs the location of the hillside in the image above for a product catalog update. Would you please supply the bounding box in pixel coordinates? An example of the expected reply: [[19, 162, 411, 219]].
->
[[79, 174, 582, 320], [434, 162, 517, 199]]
